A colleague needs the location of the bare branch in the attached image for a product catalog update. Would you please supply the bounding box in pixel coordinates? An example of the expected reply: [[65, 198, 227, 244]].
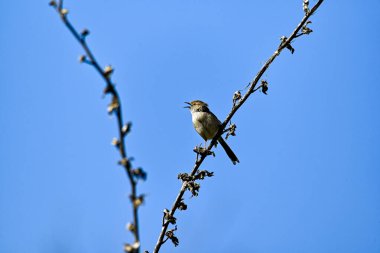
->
[[152, 1, 324, 252], [50, 1, 143, 252]]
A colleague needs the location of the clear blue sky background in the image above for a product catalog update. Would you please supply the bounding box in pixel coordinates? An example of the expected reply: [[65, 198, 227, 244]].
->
[[1, 1, 379, 253]]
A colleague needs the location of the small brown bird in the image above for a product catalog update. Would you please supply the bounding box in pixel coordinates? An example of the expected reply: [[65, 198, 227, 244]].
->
[[184, 100, 239, 165]]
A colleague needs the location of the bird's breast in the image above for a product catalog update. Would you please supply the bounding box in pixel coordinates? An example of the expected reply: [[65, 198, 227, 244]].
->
[[191, 111, 218, 140]]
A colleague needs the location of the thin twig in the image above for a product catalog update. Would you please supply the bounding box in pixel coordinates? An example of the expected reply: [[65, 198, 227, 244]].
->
[[51, 1, 142, 252], [153, 1, 324, 252]]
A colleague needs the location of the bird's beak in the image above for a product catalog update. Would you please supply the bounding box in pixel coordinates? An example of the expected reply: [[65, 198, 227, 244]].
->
[[183, 102, 191, 109]]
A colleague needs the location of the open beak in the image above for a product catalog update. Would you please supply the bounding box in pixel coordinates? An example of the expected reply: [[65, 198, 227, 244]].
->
[[183, 102, 191, 109]]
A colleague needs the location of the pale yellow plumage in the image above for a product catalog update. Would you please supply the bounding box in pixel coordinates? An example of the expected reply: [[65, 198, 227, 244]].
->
[[185, 100, 239, 165]]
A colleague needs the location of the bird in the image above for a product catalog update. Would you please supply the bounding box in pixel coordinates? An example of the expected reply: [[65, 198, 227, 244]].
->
[[184, 100, 239, 165]]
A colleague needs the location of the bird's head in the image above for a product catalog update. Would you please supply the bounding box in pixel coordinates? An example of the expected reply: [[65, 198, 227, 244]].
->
[[184, 100, 209, 113]]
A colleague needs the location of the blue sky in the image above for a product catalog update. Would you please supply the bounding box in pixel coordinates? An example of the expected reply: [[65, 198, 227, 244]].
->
[[1, 1, 379, 253]]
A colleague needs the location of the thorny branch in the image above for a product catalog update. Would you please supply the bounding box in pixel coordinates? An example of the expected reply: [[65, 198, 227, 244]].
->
[[153, 1, 324, 252], [49, 1, 144, 252]]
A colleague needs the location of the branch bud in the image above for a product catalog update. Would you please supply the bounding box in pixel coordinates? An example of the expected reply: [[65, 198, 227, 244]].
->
[[111, 138, 121, 149], [280, 36, 295, 54], [107, 96, 119, 114], [261, 80, 269, 95], [194, 170, 214, 180], [118, 158, 131, 169], [104, 65, 114, 78], [232, 90, 242, 106], [78, 55, 86, 63], [178, 173, 194, 182], [193, 146, 215, 157], [165, 226, 179, 247], [49, 0, 57, 7], [122, 122, 132, 136], [131, 194, 145, 208], [225, 124, 237, 140], [177, 198, 187, 211], [132, 168, 147, 181], [303, 0, 310, 14], [81, 29, 90, 38], [185, 181, 200, 197], [124, 241, 140, 253], [163, 209, 176, 224], [302, 21, 313, 35], [126, 222, 136, 232], [60, 8, 69, 16]]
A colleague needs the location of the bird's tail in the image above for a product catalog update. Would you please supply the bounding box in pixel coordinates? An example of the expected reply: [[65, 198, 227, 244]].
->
[[218, 137, 239, 165]]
